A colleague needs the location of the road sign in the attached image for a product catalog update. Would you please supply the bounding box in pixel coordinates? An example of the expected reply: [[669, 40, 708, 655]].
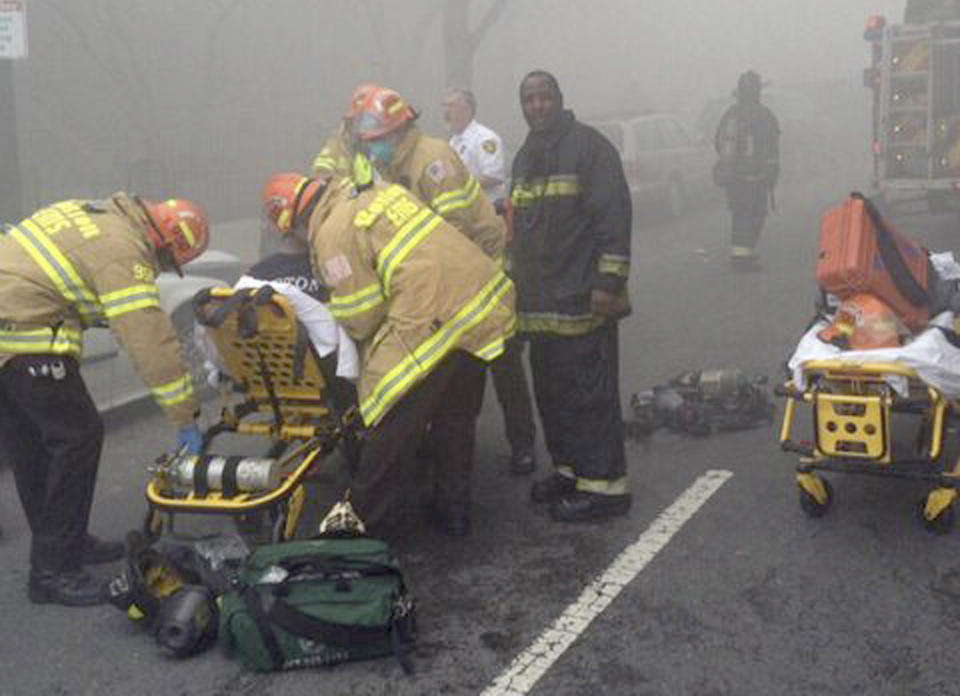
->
[[0, 0, 27, 60]]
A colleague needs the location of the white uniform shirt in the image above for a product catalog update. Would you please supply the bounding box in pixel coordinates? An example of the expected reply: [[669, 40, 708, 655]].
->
[[449, 119, 506, 204]]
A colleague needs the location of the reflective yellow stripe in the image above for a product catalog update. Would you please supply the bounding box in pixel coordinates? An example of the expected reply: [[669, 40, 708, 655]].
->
[[575, 475, 630, 495], [152, 373, 194, 407], [360, 271, 513, 425], [475, 314, 517, 361], [376, 208, 442, 295], [328, 283, 385, 319], [511, 175, 581, 207], [100, 284, 160, 319], [431, 176, 481, 215], [177, 221, 195, 247], [312, 154, 337, 172], [598, 254, 630, 277], [517, 312, 604, 336], [0, 326, 83, 357], [10, 222, 103, 324]]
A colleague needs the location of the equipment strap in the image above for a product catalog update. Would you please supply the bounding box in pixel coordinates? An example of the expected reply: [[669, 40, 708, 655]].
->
[[240, 586, 286, 670], [852, 192, 930, 308], [221, 456, 243, 498], [267, 598, 388, 645]]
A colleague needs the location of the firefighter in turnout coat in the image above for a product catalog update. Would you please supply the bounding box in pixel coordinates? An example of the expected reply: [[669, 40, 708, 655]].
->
[[0, 192, 209, 606], [350, 86, 506, 262], [511, 70, 633, 523], [261, 172, 515, 535]]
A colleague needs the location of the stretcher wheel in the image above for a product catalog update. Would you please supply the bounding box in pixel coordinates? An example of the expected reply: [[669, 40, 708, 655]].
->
[[798, 477, 833, 518], [918, 498, 956, 536]]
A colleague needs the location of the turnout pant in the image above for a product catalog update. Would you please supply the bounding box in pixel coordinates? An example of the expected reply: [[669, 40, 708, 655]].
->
[[528, 322, 626, 486], [489, 337, 536, 455], [350, 351, 486, 530], [726, 179, 770, 250], [0, 355, 104, 572]]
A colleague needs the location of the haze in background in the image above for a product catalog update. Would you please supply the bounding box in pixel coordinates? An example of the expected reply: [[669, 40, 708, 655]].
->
[[4, 0, 905, 227]]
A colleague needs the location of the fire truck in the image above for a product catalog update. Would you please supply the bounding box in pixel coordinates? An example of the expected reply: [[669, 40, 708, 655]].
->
[[864, 3, 960, 214]]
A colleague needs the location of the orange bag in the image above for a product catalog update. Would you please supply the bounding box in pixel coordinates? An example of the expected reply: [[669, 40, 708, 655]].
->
[[816, 194, 930, 332]]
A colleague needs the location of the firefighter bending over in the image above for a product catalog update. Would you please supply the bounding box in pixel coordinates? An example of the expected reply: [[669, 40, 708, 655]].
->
[[261, 172, 515, 536], [0, 193, 209, 606]]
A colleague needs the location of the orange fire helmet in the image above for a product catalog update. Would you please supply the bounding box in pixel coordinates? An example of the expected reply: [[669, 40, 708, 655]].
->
[[351, 87, 417, 141], [345, 82, 381, 120], [140, 198, 209, 270], [261, 172, 326, 234], [817, 293, 905, 350]]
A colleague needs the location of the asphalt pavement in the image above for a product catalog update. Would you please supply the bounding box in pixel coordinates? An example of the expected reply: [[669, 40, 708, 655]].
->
[[2, 165, 960, 695]]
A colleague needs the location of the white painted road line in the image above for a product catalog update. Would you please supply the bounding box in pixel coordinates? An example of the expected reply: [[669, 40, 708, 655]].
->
[[481, 469, 734, 696]]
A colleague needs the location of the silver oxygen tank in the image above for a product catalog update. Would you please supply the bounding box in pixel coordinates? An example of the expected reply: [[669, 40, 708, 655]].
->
[[164, 455, 281, 493]]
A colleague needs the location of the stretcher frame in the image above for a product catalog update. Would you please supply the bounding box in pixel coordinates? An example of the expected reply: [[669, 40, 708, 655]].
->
[[777, 359, 960, 533], [145, 287, 353, 542]]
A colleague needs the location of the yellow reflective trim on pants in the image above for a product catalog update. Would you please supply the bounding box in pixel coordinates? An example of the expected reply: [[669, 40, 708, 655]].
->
[[511, 176, 581, 207], [0, 326, 83, 357], [598, 254, 630, 277], [376, 208, 442, 295], [517, 312, 604, 336], [730, 245, 757, 259], [360, 271, 513, 425], [100, 284, 161, 319], [10, 222, 103, 324], [575, 476, 630, 495], [152, 373, 194, 407], [556, 465, 575, 479], [431, 176, 481, 215], [328, 283, 385, 319]]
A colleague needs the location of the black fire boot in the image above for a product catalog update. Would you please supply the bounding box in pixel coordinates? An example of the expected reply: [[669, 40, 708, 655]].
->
[[549, 490, 632, 523], [81, 534, 125, 565], [28, 568, 106, 607], [530, 473, 576, 504]]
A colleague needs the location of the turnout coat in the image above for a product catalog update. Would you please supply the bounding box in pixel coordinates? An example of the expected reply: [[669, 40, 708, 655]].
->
[[308, 179, 516, 427]]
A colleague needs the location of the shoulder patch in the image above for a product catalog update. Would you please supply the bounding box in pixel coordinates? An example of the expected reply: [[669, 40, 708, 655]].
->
[[321, 254, 353, 286], [425, 159, 451, 184], [482, 139, 497, 154]]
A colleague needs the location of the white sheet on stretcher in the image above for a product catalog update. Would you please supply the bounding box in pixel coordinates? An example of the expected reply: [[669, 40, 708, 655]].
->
[[787, 312, 960, 398]]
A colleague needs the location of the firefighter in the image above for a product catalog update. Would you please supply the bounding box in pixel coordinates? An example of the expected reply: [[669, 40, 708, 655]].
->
[[350, 85, 505, 261], [310, 82, 381, 179], [0, 192, 208, 606], [511, 70, 633, 523], [713, 70, 780, 267], [261, 172, 515, 536], [444, 86, 538, 475]]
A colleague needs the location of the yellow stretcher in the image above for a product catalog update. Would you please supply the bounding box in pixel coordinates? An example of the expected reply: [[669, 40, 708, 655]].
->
[[777, 359, 960, 534], [144, 287, 355, 542]]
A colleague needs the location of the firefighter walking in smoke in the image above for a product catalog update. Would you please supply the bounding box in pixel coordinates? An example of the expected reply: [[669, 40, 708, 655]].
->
[[511, 70, 633, 523], [0, 193, 209, 606], [261, 172, 515, 536], [444, 86, 538, 476], [713, 70, 780, 268]]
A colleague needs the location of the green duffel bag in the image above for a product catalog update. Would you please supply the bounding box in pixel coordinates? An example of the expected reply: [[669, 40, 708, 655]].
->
[[220, 535, 415, 672]]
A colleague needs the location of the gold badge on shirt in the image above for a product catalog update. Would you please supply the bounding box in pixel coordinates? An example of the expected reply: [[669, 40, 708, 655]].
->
[[482, 139, 497, 154]]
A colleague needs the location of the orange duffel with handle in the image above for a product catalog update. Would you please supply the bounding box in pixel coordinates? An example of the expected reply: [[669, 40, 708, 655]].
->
[[816, 192, 931, 332]]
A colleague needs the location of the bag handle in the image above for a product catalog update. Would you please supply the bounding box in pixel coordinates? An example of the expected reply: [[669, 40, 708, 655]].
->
[[850, 191, 930, 308]]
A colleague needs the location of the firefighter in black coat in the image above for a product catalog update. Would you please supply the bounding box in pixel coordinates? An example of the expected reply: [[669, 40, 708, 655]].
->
[[713, 70, 780, 267], [510, 70, 633, 523]]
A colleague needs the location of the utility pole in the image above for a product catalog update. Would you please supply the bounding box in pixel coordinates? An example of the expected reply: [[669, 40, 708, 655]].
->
[[0, 0, 25, 223]]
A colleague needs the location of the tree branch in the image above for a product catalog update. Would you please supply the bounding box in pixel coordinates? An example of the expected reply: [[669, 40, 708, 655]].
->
[[468, 0, 508, 48]]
